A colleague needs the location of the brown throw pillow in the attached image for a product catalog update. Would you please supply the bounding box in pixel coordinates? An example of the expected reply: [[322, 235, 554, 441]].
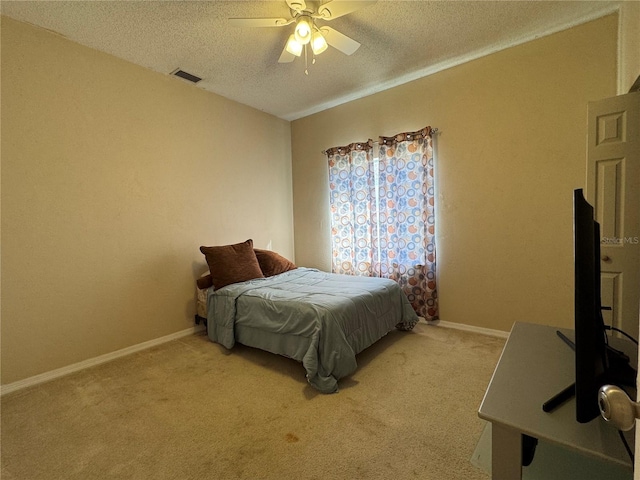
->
[[196, 274, 213, 290], [199, 239, 264, 290], [254, 249, 297, 277]]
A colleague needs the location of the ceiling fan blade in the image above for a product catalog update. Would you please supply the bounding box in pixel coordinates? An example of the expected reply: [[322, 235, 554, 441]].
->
[[228, 18, 293, 28], [278, 45, 296, 63], [285, 0, 307, 13], [317, 1, 377, 20], [320, 26, 361, 55]]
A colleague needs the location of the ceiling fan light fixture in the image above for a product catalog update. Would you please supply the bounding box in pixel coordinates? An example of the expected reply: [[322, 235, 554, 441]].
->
[[294, 15, 312, 45], [311, 29, 328, 55], [230, 0, 374, 70], [285, 34, 303, 56]]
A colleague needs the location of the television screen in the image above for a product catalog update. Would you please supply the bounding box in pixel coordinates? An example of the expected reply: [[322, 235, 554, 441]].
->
[[543, 189, 636, 423], [573, 189, 637, 423], [573, 188, 608, 423]]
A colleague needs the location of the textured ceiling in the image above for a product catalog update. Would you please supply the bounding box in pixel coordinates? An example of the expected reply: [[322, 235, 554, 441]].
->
[[1, 0, 620, 120]]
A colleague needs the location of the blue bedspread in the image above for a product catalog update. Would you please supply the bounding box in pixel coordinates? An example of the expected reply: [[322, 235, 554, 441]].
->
[[206, 268, 419, 393]]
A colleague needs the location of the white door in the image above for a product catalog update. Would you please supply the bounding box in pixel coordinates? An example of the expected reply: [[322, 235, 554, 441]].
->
[[586, 92, 640, 340], [586, 92, 640, 477]]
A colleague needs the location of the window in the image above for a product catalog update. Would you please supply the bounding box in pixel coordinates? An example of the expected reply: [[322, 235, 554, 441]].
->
[[326, 127, 438, 320]]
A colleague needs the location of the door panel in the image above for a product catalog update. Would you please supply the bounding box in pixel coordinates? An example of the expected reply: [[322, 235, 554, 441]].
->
[[586, 92, 640, 341], [595, 158, 623, 241]]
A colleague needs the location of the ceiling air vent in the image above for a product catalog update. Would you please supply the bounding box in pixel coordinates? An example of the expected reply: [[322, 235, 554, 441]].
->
[[170, 68, 202, 84]]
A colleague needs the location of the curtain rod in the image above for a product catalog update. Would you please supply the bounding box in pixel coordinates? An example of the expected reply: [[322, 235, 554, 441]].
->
[[321, 127, 439, 155]]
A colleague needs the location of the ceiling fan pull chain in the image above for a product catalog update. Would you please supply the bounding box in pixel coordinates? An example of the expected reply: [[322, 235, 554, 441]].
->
[[304, 43, 309, 75]]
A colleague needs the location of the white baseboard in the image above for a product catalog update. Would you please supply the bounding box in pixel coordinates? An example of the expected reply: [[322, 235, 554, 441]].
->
[[1, 320, 505, 395], [427, 319, 509, 339], [0, 325, 206, 396]]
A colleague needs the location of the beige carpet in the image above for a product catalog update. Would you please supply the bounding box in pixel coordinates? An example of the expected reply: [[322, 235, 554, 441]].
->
[[1, 323, 504, 479]]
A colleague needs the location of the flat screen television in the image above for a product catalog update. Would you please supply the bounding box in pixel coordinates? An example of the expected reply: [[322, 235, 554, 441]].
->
[[573, 188, 636, 423], [544, 189, 636, 422]]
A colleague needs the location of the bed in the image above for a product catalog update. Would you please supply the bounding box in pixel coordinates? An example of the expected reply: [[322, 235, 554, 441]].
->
[[197, 240, 419, 393]]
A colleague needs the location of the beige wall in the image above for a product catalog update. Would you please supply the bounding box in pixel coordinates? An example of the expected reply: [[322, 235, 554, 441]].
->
[[291, 15, 618, 333], [0, 17, 294, 384], [619, 1, 640, 93]]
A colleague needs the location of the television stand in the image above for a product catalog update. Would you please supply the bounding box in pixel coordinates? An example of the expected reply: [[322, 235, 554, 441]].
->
[[478, 322, 634, 480], [542, 331, 577, 412], [542, 382, 575, 413]]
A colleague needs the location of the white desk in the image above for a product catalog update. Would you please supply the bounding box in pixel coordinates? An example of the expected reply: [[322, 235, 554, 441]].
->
[[478, 322, 634, 480]]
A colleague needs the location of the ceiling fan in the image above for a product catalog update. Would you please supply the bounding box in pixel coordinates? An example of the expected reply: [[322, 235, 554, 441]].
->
[[229, 0, 376, 72]]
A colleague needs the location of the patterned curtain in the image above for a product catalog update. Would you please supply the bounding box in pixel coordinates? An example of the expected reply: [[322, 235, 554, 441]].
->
[[376, 127, 438, 321], [327, 140, 375, 275], [325, 127, 438, 321]]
